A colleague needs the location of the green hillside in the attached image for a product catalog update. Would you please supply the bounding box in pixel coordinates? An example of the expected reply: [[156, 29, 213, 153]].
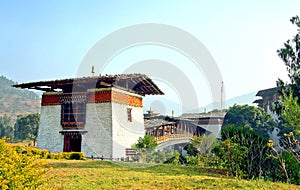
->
[[0, 76, 40, 120]]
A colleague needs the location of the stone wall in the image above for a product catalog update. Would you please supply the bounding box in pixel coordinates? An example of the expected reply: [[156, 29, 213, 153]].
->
[[36, 105, 63, 152], [37, 87, 145, 158], [112, 102, 145, 158], [82, 102, 113, 158]]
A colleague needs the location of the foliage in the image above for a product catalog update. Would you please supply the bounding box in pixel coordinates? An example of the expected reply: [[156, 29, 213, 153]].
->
[[135, 134, 157, 149], [13, 145, 49, 159], [49, 152, 86, 160], [268, 140, 290, 183], [168, 151, 181, 165], [277, 16, 300, 99], [185, 134, 218, 156], [222, 104, 276, 138], [268, 139, 300, 184], [0, 138, 48, 189], [216, 126, 300, 185], [185, 153, 223, 168], [213, 139, 248, 178], [133, 135, 181, 164], [14, 113, 40, 144], [280, 90, 300, 134], [280, 132, 300, 163], [133, 134, 158, 163], [10, 143, 86, 160], [136, 149, 179, 164], [282, 152, 300, 185], [215, 125, 270, 179], [0, 115, 14, 139], [274, 90, 300, 163]]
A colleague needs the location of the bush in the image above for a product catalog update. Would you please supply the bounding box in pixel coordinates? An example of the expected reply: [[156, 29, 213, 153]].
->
[[138, 149, 178, 164], [0, 138, 48, 189], [47, 152, 86, 160], [213, 139, 248, 178], [185, 153, 223, 168], [282, 152, 300, 185], [13, 145, 48, 159], [68, 152, 86, 160], [218, 125, 269, 179], [12, 144, 86, 160]]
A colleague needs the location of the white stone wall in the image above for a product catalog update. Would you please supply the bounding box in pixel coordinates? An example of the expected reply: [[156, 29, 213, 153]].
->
[[82, 103, 113, 158], [36, 105, 63, 153], [111, 102, 145, 158], [37, 87, 145, 159]]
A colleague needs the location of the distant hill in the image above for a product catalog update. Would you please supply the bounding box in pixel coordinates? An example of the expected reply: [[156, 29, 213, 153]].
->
[[0, 76, 40, 120], [144, 91, 259, 116], [199, 92, 258, 112]]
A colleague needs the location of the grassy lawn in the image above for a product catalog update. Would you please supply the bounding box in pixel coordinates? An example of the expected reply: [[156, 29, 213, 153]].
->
[[45, 160, 299, 190]]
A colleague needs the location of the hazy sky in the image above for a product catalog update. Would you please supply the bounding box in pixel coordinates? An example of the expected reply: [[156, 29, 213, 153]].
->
[[1, 1, 299, 110]]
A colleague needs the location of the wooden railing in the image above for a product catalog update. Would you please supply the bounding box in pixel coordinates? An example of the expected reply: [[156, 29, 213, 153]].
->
[[155, 134, 194, 144]]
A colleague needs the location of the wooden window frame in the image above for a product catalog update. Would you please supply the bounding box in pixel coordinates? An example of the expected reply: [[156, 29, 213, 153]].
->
[[127, 108, 132, 122], [61, 102, 86, 128]]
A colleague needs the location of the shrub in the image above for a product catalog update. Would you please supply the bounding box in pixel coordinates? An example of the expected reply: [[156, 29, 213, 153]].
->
[[69, 152, 86, 160], [53, 152, 86, 160], [185, 153, 223, 168], [219, 125, 270, 179], [213, 139, 248, 178], [13, 145, 48, 159], [0, 138, 48, 189], [282, 152, 300, 185], [138, 149, 178, 164]]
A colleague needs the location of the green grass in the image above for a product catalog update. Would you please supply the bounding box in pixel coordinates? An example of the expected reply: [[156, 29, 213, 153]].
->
[[45, 160, 299, 190]]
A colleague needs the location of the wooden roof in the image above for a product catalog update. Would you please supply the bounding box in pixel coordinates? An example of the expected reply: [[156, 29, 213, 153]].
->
[[13, 74, 164, 96], [255, 87, 279, 97], [144, 119, 176, 129]]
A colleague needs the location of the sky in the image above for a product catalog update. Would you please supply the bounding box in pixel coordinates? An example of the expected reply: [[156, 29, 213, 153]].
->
[[1, 1, 299, 113]]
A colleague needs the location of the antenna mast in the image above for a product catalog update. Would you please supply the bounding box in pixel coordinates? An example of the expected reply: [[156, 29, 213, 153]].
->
[[221, 81, 224, 110]]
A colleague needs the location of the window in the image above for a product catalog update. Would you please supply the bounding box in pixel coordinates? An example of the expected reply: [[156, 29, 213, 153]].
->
[[127, 108, 132, 122], [61, 102, 86, 128]]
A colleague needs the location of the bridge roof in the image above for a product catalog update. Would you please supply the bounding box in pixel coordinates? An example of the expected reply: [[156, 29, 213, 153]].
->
[[180, 112, 226, 119], [144, 119, 175, 129]]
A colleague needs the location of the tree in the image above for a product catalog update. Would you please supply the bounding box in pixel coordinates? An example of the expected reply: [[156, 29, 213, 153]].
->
[[280, 90, 300, 133], [135, 134, 157, 149], [213, 139, 248, 178], [275, 16, 300, 163], [223, 104, 276, 138], [185, 134, 217, 156], [213, 125, 271, 179], [133, 134, 157, 163], [277, 16, 300, 101], [275, 91, 300, 163], [14, 113, 40, 145], [0, 115, 14, 140]]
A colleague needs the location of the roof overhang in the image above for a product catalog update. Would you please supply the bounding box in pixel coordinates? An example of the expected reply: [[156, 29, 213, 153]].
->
[[13, 74, 164, 96]]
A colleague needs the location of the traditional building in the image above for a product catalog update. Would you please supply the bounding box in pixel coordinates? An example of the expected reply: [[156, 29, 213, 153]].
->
[[14, 74, 163, 159], [179, 113, 225, 138], [253, 87, 279, 120], [144, 111, 225, 143]]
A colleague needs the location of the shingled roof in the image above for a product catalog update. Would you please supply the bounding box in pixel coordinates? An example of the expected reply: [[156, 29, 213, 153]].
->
[[13, 74, 164, 96]]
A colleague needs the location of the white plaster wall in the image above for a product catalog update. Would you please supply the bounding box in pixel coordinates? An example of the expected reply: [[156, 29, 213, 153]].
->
[[111, 102, 145, 158], [37, 105, 63, 153], [82, 103, 113, 158]]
